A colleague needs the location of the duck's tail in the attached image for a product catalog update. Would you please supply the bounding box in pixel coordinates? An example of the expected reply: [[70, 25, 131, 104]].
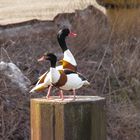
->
[[83, 80, 90, 86], [30, 83, 48, 93]]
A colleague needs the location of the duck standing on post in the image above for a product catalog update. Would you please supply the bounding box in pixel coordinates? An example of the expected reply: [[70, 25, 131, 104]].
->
[[30, 28, 77, 98], [38, 53, 89, 100], [57, 28, 77, 71]]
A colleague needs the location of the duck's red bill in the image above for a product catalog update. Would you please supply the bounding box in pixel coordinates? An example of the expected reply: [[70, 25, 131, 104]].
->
[[68, 32, 77, 37], [38, 56, 45, 62]]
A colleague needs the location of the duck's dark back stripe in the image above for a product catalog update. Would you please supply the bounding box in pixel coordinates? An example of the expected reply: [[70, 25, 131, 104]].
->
[[63, 69, 76, 75], [63, 69, 87, 81], [77, 72, 87, 81]]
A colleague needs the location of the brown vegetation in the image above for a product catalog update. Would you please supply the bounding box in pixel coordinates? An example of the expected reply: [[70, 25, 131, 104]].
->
[[0, 5, 140, 140]]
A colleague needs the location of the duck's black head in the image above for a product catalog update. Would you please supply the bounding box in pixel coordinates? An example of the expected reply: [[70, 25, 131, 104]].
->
[[57, 28, 77, 52], [57, 28, 77, 38], [38, 52, 57, 68], [57, 28, 70, 38]]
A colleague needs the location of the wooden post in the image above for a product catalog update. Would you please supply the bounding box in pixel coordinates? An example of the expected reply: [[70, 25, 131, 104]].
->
[[31, 96, 106, 140]]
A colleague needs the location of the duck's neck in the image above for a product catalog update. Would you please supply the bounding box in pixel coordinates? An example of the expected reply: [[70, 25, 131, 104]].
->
[[57, 35, 68, 53], [50, 59, 60, 84], [50, 59, 57, 68]]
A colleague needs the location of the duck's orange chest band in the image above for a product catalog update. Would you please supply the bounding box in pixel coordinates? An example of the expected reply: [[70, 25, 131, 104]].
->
[[59, 60, 77, 72], [53, 70, 67, 88]]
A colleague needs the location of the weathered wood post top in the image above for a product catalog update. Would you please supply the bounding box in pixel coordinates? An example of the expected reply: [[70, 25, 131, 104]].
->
[[31, 96, 106, 140]]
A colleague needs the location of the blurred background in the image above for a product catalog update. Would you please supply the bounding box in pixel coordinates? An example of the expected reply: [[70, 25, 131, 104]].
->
[[0, 0, 140, 140], [0, 0, 104, 24]]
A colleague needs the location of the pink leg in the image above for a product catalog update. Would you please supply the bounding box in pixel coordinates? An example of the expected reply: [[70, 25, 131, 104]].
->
[[73, 89, 76, 100], [46, 85, 52, 99], [59, 90, 64, 100]]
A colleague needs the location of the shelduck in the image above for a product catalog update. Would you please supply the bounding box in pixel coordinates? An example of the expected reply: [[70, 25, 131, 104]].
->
[[57, 28, 77, 71], [39, 53, 90, 100], [30, 28, 77, 95]]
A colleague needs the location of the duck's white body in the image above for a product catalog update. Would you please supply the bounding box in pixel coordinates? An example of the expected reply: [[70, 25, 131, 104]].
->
[[30, 50, 76, 93], [30, 28, 78, 94], [30, 52, 90, 100], [60, 74, 87, 90], [50, 68, 89, 91], [30, 67, 60, 93]]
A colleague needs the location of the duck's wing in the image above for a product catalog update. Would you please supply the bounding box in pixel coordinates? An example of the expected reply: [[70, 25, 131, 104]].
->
[[59, 60, 77, 71], [37, 65, 63, 85], [63, 69, 76, 75], [77, 72, 88, 81], [36, 71, 49, 85], [63, 50, 77, 66], [30, 83, 48, 93], [63, 69, 88, 81], [59, 50, 77, 71]]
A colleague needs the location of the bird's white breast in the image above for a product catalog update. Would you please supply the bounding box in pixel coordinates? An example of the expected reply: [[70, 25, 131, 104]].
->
[[50, 68, 60, 84]]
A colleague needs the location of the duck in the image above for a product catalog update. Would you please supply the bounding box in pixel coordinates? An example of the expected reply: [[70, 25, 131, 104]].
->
[[57, 28, 77, 71], [41, 53, 90, 100], [30, 28, 77, 95]]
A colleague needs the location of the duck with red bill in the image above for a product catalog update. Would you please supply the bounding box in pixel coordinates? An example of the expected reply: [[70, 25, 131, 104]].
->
[[57, 28, 77, 71], [30, 28, 78, 98]]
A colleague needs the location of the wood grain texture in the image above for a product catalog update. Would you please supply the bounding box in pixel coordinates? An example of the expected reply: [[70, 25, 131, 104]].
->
[[31, 96, 106, 140]]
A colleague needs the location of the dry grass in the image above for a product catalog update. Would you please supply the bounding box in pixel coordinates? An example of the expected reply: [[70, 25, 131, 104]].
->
[[0, 2, 140, 140]]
